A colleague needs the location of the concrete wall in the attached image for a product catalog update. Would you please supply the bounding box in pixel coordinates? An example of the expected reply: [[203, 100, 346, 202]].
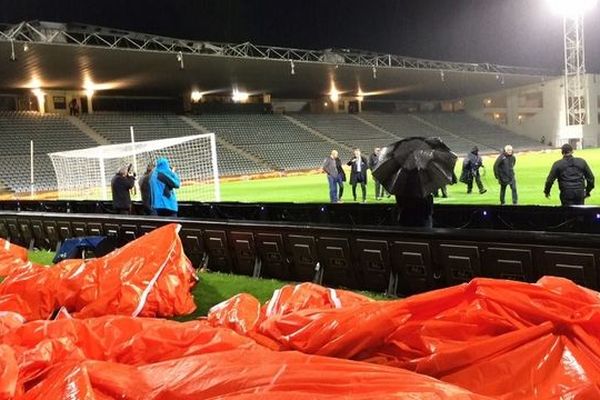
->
[[463, 74, 600, 149]]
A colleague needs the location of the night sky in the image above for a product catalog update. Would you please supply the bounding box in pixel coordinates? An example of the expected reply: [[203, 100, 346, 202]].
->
[[1, 0, 599, 72]]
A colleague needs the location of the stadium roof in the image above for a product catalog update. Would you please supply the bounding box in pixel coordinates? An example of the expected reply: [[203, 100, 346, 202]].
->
[[0, 21, 556, 100]]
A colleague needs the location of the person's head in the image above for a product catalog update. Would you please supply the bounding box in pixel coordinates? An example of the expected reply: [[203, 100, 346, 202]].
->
[[471, 146, 479, 155], [561, 143, 574, 156], [374, 147, 381, 155], [146, 161, 155, 174], [353, 148, 361, 158], [117, 165, 129, 176], [330, 150, 338, 159], [504, 145, 513, 156], [156, 157, 171, 171]]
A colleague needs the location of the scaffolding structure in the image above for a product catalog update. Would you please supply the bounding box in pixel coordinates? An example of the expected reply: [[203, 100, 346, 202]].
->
[[562, 15, 588, 125], [0, 21, 550, 77]]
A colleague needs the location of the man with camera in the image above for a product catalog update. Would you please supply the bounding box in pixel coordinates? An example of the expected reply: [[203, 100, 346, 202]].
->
[[111, 164, 136, 214]]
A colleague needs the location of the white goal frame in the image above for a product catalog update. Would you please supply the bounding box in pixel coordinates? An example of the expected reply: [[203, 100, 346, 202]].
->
[[49, 133, 220, 202]]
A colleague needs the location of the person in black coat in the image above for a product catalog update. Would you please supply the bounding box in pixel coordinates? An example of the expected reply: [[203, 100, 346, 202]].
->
[[335, 155, 346, 202], [347, 148, 368, 203], [544, 144, 595, 205], [368, 147, 385, 200], [111, 165, 136, 214], [460, 146, 487, 194], [140, 162, 155, 215], [493, 145, 517, 205]]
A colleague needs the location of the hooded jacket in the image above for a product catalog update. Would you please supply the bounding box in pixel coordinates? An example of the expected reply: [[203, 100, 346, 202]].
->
[[150, 158, 181, 212]]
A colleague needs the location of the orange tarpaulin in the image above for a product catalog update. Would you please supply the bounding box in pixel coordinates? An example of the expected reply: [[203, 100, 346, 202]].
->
[[0, 224, 197, 320], [206, 278, 600, 399], [1, 223, 600, 398]]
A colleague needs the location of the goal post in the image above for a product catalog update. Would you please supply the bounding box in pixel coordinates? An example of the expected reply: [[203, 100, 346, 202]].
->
[[49, 134, 220, 202]]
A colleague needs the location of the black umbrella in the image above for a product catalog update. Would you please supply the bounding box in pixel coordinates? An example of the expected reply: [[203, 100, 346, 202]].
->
[[373, 137, 457, 198]]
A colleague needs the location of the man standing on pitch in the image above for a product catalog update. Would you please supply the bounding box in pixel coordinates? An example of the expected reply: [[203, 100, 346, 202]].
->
[[368, 147, 385, 200], [544, 144, 595, 205], [460, 146, 487, 194], [493, 145, 517, 205], [322, 150, 339, 203], [347, 148, 368, 203]]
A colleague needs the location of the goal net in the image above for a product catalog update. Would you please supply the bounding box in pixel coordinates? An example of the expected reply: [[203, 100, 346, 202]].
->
[[49, 134, 220, 202]]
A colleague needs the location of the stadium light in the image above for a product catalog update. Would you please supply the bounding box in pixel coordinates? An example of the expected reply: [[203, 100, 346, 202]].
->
[[32, 88, 45, 113], [191, 90, 203, 102], [547, 0, 597, 17], [357, 89, 364, 102], [232, 89, 249, 103], [329, 86, 340, 103], [23, 43, 29, 52], [290, 60, 295, 75]]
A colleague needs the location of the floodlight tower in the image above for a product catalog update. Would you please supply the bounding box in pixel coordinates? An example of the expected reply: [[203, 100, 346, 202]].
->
[[549, 0, 597, 125]]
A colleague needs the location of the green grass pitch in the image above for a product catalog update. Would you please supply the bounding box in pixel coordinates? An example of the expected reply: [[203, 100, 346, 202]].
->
[[216, 148, 600, 206]]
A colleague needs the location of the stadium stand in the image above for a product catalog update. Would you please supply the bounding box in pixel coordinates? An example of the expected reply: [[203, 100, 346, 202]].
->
[[294, 114, 400, 154], [192, 114, 330, 171], [358, 112, 495, 153], [0, 110, 548, 194], [0, 112, 98, 192], [417, 112, 545, 152], [81, 112, 270, 176]]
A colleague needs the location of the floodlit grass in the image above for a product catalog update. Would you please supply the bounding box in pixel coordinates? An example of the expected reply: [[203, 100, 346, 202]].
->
[[217, 149, 600, 206], [28, 251, 390, 319], [28, 250, 56, 265]]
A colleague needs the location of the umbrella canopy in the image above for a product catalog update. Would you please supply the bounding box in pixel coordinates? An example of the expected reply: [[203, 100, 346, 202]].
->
[[373, 137, 457, 198]]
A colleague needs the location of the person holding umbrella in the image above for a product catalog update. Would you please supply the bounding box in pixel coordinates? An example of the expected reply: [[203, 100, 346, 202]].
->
[[373, 137, 457, 228]]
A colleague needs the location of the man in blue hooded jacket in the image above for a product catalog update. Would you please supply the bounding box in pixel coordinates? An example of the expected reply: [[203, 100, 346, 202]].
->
[[150, 158, 181, 217]]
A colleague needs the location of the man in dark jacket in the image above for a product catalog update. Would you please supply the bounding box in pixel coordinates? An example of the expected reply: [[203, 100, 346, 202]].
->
[[347, 148, 368, 203], [140, 162, 155, 215], [544, 144, 595, 205], [322, 150, 339, 203], [493, 145, 517, 205], [368, 147, 385, 200], [460, 146, 487, 194], [334, 154, 346, 202], [111, 165, 136, 214]]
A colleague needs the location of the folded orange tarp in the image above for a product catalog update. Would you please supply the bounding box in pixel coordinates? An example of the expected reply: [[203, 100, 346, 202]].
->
[[0, 238, 29, 277], [0, 224, 197, 320], [0, 314, 487, 400], [207, 277, 600, 399]]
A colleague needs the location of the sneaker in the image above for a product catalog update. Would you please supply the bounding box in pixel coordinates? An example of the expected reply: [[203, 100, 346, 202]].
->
[[467, 190, 472, 194], [442, 194, 448, 198], [479, 189, 487, 194]]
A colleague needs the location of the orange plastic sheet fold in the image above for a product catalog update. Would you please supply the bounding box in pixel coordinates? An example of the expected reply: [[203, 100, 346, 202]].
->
[[206, 278, 600, 399], [0, 314, 489, 399], [1, 223, 600, 399], [0, 224, 196, 320]]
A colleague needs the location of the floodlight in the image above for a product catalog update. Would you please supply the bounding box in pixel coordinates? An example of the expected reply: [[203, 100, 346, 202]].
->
[[290, 60, 295, 75], [31, 88, 44, 98], [547, 0, 597, 16], [191, 90, 203, 102], [232, 89, 249, 103], [329, 87, 340, 103], [23, 43, 29, 52]]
